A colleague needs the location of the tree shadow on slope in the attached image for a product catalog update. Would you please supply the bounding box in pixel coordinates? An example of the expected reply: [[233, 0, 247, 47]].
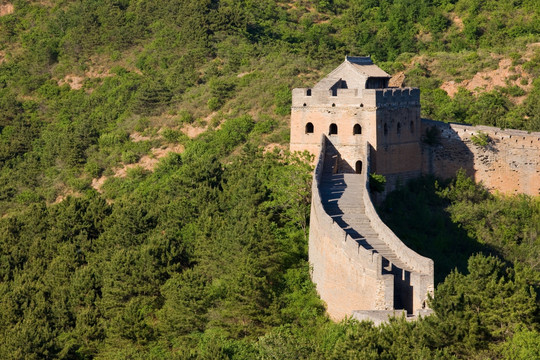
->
[[377, 175, 499, 285]]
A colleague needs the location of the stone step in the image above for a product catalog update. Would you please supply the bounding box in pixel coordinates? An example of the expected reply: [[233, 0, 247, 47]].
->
[[319, 169, 413, 273]]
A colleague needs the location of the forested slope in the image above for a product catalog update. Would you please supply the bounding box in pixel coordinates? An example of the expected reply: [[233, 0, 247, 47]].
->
[[0, 0, 538, 358]]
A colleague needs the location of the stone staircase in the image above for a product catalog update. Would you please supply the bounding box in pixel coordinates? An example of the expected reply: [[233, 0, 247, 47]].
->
[[319, 147, 411, 301]]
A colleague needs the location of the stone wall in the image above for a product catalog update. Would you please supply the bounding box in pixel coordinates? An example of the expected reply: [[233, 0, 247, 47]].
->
[[421, 120, 540, 196], [291, 86, 424, 194], [309, 136, 434, 320], [309, 136, 393, 320], [363, 145, 434, 313]]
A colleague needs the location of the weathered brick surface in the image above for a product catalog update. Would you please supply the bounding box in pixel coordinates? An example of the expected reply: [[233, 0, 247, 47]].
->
[[421, 120, 540, 195]]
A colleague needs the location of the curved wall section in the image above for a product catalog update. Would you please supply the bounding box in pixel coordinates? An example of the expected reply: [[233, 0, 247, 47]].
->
[[309, 136, 392, 320], [309, 135, 434, 320]]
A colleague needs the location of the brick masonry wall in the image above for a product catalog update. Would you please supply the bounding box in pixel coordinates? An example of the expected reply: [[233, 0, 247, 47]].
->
[[309, 137, 392, 320], [308, 137, 434, 320], [421, 120, 540, 196]]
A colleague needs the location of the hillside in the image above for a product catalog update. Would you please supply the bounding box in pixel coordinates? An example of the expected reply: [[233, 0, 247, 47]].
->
[[0, 0, 539, 358]]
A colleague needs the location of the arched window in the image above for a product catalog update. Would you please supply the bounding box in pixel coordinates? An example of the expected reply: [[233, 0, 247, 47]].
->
[[305, 122, 314, 134], [329, 123, 338, 135], [353, 124, 362, 135], [397, 122, 401, 135], [384, 123, 388, 136], [306, 89, 312, 96], [410, 121, 414, 133], [355, 160, 362, 174]]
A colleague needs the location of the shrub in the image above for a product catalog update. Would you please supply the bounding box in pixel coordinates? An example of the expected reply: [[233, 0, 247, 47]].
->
[[161, 128, 186, 143], [122, 150, 140, 164], [369, 173, 386, 193], [207, 97, 221, 111], [470, 131, 489, 147], [178, 110, 194, 124]]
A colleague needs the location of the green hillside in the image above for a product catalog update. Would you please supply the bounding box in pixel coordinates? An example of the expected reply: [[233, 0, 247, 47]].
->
[[0, 0, 538, 358]]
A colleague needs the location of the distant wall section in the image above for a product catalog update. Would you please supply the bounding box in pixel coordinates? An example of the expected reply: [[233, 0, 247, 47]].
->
[[421, 120, 540, 196]]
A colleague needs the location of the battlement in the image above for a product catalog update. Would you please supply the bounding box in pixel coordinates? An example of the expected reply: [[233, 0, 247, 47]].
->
[[292, 87, 420, 108]]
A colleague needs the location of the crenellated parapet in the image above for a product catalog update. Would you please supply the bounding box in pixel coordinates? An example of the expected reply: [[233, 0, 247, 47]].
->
[[292, 87, 420, 109]]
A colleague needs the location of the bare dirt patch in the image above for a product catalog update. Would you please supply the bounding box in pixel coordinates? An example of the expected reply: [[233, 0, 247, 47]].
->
[[389, 72, 405, 88], [0, 3, 14, 16], [440, 57, 532, 103], [182, 124, 208, 138], [451, 13, 464, 31], [58, 67, 113, 90], [91, 176, 107, 191], [59, 75, 85, 90], [130, 132, 154, 142], [53, 190, 81, 204], [114, 144, 184, 177], [91, 144, 184, 191], [264, 143, 286, 154]]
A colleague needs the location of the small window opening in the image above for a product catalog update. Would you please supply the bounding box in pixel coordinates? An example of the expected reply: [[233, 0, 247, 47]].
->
[[360, 103, 364, 108], [384, 123, 388, 136], [353, 124, 362, 135], [329, 123, 338, 135], [305, 122, 314, 134], [410, 121, 414, 133], [303, 103, 307, 107], [306, 89, 312, 96], [332, 103, 336, 107], [355, 160, 362, 174], [397, 122, 401, 135]]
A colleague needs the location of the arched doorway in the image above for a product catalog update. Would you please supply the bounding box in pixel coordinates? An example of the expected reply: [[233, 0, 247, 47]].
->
[[355, 160, 362, 174], [305, 122, 314, 134], [353, 124, 362, 135], [329, 123, 338, 135]]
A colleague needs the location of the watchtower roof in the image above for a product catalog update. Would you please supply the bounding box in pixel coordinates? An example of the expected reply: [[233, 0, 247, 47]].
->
[[346, 56, 391, 78], [313, 56, 391, 90]]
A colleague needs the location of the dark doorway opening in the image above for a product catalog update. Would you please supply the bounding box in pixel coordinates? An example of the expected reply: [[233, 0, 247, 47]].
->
[[355, 160, 362, 174]]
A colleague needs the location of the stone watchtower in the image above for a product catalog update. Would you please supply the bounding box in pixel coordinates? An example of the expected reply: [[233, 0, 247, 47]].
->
[[291, 57, 434, 322], [290, 56, 423, 190]]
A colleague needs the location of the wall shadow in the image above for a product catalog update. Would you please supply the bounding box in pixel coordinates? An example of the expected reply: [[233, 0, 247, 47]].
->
[[325, 140, 356, 174], [377, 175, 501, 285], [421, 119, 476, 181]]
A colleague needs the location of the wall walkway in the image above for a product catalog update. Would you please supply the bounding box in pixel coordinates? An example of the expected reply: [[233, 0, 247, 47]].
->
[[309, 135, 434, 321]]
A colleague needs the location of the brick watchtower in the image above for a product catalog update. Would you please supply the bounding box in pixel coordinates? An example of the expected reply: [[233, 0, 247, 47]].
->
[[290, 56, 423, 191]]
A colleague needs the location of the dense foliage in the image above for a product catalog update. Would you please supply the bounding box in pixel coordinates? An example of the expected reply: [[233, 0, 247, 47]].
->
[[0, 0, 538, 358]]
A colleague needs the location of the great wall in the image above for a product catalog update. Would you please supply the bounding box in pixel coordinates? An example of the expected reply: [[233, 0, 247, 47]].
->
[[290, 56, 540, 323]]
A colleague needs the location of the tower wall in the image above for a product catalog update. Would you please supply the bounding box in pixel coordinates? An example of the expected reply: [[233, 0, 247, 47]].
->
[[290, 87, 422, 183]]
